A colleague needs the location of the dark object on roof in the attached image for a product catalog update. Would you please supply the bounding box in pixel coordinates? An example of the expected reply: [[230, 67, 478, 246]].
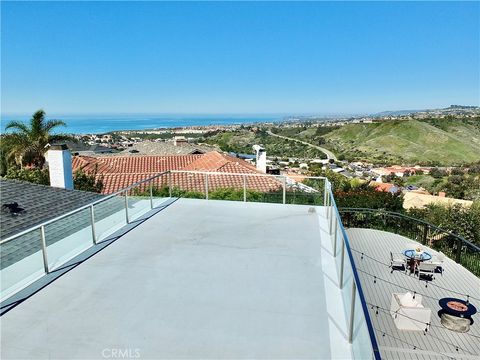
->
[[0, 179, 103, 240], [1, 202, 25, 216], [188, 149, 206, 155], [229, 152, 256, 160]]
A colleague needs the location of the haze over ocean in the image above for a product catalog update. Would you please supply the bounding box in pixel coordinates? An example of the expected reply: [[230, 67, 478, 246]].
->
[[0, 114, 286, 134]]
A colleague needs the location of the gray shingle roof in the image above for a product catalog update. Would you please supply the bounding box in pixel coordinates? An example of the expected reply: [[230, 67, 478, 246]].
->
[[0, 179, 103, 240]]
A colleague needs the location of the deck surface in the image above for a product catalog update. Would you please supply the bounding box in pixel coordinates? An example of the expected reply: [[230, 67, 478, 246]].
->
[[348, 228, 480, 360], [1, 199, 352, 359]]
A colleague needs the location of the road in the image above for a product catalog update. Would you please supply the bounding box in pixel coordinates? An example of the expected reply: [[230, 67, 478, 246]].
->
[[266, 130, 338, 161]]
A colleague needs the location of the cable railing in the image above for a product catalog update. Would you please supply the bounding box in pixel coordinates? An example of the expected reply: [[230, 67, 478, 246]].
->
[[339, 208, 480, 277], [0, 170, 380, 359]]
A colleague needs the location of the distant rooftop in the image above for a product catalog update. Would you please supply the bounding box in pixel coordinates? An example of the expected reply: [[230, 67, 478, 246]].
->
[[72, 151, 277, 194], [0, 179, 102, 239], [107, 140, 215, 156]]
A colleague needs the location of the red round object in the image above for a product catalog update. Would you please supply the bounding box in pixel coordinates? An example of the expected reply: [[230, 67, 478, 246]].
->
[[446, 301, 468, 312]]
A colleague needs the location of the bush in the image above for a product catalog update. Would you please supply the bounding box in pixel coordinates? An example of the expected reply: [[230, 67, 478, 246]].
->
[[334, 186, 404, 211], [408, 203, 480, 244], [4, 167, 50, 185], [73, 169, 104, 193]]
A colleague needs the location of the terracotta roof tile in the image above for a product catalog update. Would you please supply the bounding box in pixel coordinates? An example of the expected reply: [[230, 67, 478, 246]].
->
[[72, 151, 280, 194]]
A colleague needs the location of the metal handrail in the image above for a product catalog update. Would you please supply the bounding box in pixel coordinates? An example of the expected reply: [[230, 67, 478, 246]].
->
[[339, 207, 480, 252], [171, 169, 327, 181], [0, 171, 324, 244], [327, 187, 382, 359]]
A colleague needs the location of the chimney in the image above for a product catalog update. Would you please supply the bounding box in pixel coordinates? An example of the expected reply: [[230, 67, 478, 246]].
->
[[46, 144, 74, 190], [253, 145, 267, 173]]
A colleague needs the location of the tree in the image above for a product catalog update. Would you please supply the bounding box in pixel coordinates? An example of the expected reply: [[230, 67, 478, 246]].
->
[[73, 169, 104, 193], [3, 110, 71, 168], [4, 167, 50, 185], [3, 167, 104, 193]]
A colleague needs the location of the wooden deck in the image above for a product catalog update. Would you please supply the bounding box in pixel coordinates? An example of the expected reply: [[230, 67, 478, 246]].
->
[[347, 228, 480, 360]]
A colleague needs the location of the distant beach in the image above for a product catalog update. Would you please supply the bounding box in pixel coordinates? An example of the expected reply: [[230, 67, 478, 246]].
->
[[1, 114, 286, 135]]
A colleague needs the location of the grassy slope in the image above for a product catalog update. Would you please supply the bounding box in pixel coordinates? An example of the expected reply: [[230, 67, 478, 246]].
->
[[202, 130, 327, 158], [324, 120, 480, 165]]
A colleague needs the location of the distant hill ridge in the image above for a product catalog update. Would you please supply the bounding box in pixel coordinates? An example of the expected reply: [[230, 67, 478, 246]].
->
[[372, 105, 479, 117], [323, 118, 480, 165]]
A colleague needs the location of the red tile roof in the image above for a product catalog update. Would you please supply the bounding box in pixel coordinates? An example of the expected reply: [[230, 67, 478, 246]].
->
[[369, 181, 398, 192], [72, 151, 281, 194]]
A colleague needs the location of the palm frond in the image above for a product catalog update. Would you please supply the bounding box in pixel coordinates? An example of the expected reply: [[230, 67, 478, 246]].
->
[[4, 121, 30, 134], [30, 110, 46, 136], [44, 119, 67, 133]]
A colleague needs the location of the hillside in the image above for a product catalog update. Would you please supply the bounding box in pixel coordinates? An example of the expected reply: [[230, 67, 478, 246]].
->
[[201, 129, 327, 159], [323, 119, 480, 165]]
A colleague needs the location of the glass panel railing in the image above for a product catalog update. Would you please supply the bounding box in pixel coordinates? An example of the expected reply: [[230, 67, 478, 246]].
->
[[327, 188, 380, 360], [169, 172, 206, 199], [127, 187, 152, 222], [0, 230, 45, 300], [93, 194, 126, 242], [352, 289, 377, 358], [44, 207, 93, 270], [151, 174, 169, 207], [166, 171, 327, 207]]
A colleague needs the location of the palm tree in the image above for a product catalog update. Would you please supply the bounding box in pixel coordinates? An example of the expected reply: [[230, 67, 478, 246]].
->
[[3, 110, 71, 168]]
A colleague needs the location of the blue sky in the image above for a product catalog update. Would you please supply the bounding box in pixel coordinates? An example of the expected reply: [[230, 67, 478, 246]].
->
[[1, 1, 479, 115]]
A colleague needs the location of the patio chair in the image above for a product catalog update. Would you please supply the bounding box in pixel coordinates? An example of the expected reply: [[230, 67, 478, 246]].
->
[[417, 262, 437, 280], [390, 292, 431, 331], [390, 251, 406, 273], [428, 252, 445, 275]]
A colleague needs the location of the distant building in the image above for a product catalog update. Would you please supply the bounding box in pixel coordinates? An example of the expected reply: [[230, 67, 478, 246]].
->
[[369, 181, 400, 193], [72, 151, 281, 194], [372, 165, 430, 177], [173, 136, 188, 146], [403, 192, 473, 209], [0, 179, 102, 240]]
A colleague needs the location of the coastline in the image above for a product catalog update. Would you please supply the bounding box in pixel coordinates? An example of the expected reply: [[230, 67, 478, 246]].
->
[[0, 114, 287, 135]]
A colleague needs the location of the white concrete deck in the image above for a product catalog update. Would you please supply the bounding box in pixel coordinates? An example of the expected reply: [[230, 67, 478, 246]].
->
[[1, 199, 354, 359]]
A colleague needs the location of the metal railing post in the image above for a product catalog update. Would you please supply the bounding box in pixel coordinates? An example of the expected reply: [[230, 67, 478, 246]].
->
[[168, 171, 172, 197], [205, 173, 209, 200], [329, 209, 334, 234], [243, 175, 247, 202], [124, 191, 129, 224], [455, 239, 462, 263], [40, 226, 49, 274], [90, 205, 97, 245], [323, 179, 328, 206], [339, 238, 346, 287], [348, 280, 357, 343], [149, 181, 154, 209], [333, 218, 338, 255], [325, 191, 330, 219], [282, 176, 286, 204]]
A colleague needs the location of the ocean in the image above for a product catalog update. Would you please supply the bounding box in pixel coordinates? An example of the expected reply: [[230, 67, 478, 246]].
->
[[0, 114, 286, 135]]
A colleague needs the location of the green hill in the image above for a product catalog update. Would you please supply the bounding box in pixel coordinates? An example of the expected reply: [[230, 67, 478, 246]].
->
[[323, 119, 480, 165]]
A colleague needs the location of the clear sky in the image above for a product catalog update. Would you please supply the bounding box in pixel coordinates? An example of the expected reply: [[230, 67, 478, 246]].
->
[[1, 1, 479, 115]]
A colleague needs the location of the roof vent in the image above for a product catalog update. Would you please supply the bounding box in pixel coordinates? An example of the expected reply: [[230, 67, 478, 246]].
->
[[2, 202, 25, 216]]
